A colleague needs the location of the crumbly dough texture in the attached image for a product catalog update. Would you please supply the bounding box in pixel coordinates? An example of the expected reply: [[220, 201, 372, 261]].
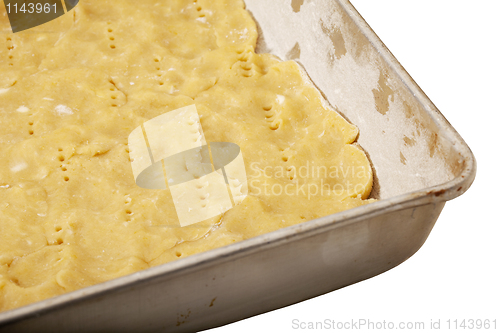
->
[[0, 0, 374, 311]]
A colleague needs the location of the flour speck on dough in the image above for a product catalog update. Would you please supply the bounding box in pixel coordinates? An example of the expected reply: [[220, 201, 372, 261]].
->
[[10, 162, 28, 173], [54, 105, 74, 115], [17, 106, 30, 113]]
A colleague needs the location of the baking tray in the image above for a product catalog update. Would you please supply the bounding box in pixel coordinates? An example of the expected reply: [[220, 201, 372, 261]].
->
[[0, 0, 476, 331]]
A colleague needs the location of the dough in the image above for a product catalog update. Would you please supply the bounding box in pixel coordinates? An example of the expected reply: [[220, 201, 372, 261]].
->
[[0, 0, 374, 311]]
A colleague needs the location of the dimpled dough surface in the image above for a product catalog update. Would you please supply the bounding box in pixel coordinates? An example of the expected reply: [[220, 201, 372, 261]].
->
[[0, 0, 374, 311]]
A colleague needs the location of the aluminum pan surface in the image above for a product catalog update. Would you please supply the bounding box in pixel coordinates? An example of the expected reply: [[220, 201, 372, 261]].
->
[[0, 0, 476, 328], [246, 0, 473, 200]]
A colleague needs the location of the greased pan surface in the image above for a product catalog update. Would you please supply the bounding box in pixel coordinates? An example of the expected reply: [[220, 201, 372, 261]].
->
[[0, 0, 475, 331]]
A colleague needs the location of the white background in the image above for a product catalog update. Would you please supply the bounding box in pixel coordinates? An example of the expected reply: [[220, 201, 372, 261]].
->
[[208, 1, 499, 332]]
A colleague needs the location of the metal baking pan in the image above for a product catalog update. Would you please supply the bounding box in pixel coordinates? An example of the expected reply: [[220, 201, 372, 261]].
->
[[0, 0, 476, 331]]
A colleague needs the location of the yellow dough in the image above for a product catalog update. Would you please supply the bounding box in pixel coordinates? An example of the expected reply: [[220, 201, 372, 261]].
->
[[0, 0, 374, 311]]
